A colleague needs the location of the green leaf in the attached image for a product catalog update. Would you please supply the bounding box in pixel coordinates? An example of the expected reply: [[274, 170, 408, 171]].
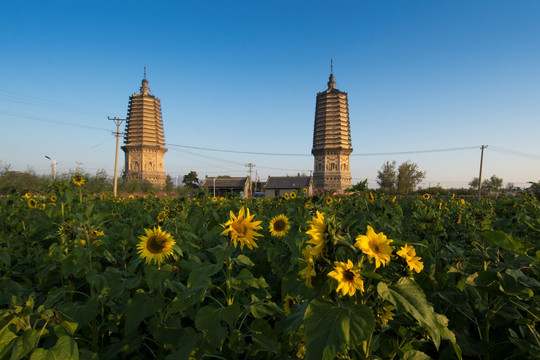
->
[[480, 230, 523, 253], [249, 295, 281, 319], [194, 306, 228, 347], [0, 251, 10, 267], [234, 254, 254, 267], [9, 330, 39, 360], [230, 269, 269, 291], [125, 291, 164, 334], [0, 329, 18, 359], [377, 277, 459, 355], [304, 299, 375, 360], [29, 336, 79, 360], [185, 261, 221, 290], [402, 350, 431, 360]]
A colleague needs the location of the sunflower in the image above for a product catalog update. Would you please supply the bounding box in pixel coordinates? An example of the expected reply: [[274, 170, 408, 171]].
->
[[72, 174, 86, 186], [377, 305, 395, 325], [325, 197, 333, 205], [90, 230, 104, 239], [391, 196, 397, 202], [460, 199, 466, 205], [327, 259, 364, 296], [24, 193, 32, 199], [423, 193, 430, 200], [50, 195, 57, 202], [283, 295, 297, 315], [302, 187, 308, 194], [128, 195, 134, 199], [367, 192, 375, 203], [220, 207, 263, 250], [283, 193, 290, 200], [396, 244, 424, 273], [157, 211, 166, 222], [269, 214, 290, 238], [354, 225, 393, 268], [27, 198, 38, 209], [290, 191, 297, 199], [137, 226, 176, 266], [306, 211, 326, 258], [38, 203, 46, 211], [164, 206, 170, 211], [299, 248, 316, 288], [212, 196, 218, 202]]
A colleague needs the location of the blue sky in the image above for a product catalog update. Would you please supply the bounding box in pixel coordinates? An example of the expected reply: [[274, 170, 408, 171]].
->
[[1, 1, 540, 188]]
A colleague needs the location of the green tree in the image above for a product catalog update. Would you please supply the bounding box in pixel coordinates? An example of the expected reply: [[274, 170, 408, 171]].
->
[[163, 174, 174, 193], [183, 171, 199, 188], [469, 175, 504, 194], [397, 161, 426, 195], [376, 161, 397, 193]]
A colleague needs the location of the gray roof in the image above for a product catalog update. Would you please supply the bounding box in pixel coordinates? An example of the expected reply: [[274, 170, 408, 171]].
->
[[201, 177, 248, 189], [264, 176, 312, 189]]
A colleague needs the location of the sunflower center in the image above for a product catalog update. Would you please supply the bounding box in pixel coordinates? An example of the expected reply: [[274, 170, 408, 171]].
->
[[273, 219, 286, 232], [343, 269, 355, 282], [232, 221, 247, 236], [370, 241, 380, 253], [146, 234, 168, 254]]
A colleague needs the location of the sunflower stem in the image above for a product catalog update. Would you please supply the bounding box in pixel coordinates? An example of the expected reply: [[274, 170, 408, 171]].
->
[[335, 238, 357, 254]]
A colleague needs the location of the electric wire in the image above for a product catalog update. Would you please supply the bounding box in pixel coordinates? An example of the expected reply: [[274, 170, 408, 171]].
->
[[0, 110, 111, 132]]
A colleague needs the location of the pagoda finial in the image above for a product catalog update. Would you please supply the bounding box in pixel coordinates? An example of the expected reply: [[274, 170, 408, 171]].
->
[[144, 66, 147, 80], [327, 59, 336, 90]]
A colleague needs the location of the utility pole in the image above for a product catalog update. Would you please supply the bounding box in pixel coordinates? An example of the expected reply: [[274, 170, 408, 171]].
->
[[245, 163, 255, 197], [109, 117, 126, 197], [45, 156, 56, 180], [76, 161, 83, 174], [477, 145, 487, 200]]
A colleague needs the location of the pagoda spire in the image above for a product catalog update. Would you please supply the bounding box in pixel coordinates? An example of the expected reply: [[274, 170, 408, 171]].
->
[[327, 59, 336, 89]]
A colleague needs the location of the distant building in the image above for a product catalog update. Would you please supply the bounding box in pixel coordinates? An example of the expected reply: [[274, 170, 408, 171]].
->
[[312, 70, 353, 192], [264, 176, 313, 197], [122, 76, 167, 187], [201, 177, 250, 197]]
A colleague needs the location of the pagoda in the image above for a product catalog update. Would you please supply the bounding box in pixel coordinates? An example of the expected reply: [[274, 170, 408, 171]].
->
[[311, 67, 353, 192], [122, 76, 167, 187]]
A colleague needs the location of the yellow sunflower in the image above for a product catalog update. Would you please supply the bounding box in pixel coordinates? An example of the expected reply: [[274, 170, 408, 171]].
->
[[90, 230, 104, 239], [27, 198, 38, 209], [137, 226, 176, 266], [299, 248, 316, 288], [212, 196, 218, 202], [423, 193, 430, 200], [460, 199, 466, 205], [24, 193, 32, 199], [302, 187, 308, 194], [128, 195, 134, 199], [157, 211, 166, 222], [325, 197, 333, 205], [283, 193, 290, 200], [354, 225, 393, 268], [377, 305, 395, 325], [50, 195, 57, 202], [220, 207, 263, 250], [396, 244, 424, 273], [72, 174, 86, 186], [38, 203, 46, 211], [327, 259, 365, 296], [290, 191, 297, 199], [391, 196, 397, 202], [306, 211, 326, 258], [269, 214, 290, 238], [283, 295, 297, 315], [367, 192, 375, 203]]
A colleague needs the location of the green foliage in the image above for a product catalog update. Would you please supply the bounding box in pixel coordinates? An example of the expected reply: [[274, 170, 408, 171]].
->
[[0, 186, 539, 359]]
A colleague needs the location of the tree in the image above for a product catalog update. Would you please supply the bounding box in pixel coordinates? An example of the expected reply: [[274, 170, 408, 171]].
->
[[469, 175, 504, 194], [397, 161, 426, 195], [377, 161, 397, 193], [182, 171, 199, 188], [163, 174, 174, 193]]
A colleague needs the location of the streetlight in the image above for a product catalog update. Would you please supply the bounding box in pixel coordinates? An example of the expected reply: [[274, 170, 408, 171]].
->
[[44, 156, 56, 180]]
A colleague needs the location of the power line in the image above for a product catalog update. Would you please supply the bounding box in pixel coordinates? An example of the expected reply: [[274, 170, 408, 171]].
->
[[351, 145, 480, 156], [489, 146, 540, 161], [0, 110, 111, 132]]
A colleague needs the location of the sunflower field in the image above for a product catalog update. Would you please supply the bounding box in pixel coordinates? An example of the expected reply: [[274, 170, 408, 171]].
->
[[1, 179, 539, 360]]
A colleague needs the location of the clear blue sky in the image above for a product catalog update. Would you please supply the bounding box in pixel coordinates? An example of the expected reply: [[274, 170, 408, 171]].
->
[[2, 0, 539, 188]]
